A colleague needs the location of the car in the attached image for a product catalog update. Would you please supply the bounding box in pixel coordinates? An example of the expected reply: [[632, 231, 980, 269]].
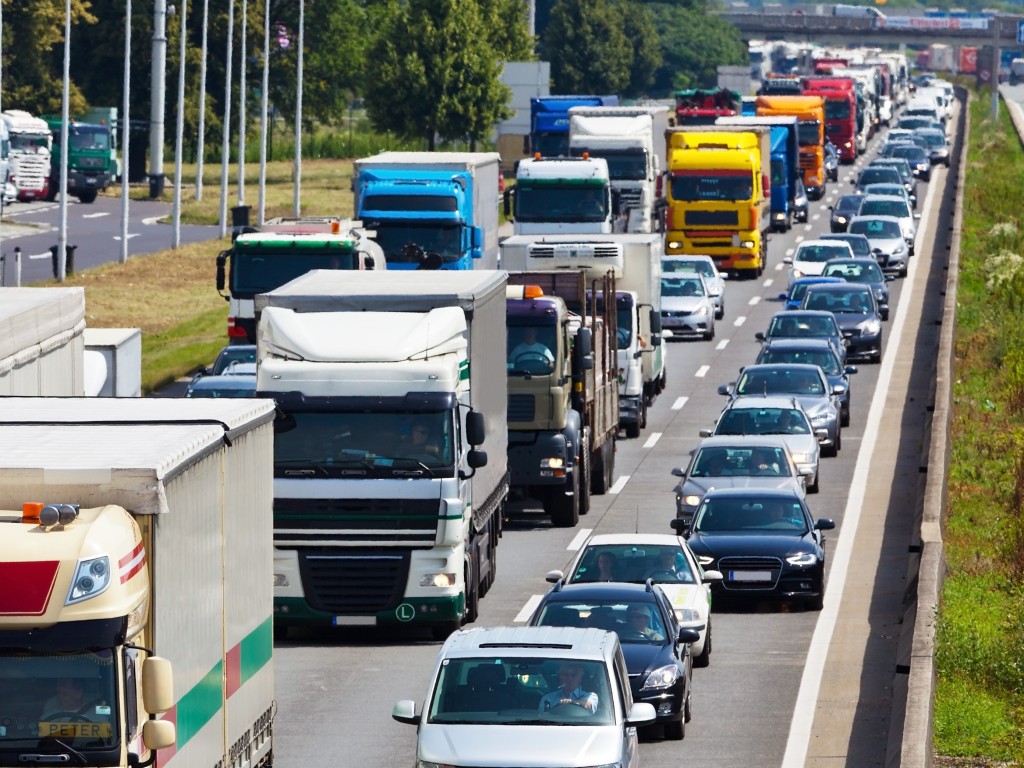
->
[[800, 282, 884, 363], [671, 434, 811, 524], [220, 361, 257, 376], [662, 254, 727, 319], [527, 582, 700, 739], [821, 256, 895, 320], [392, 626, 658, 764], [660, 273, 716, 340], [829, 193, 864, 232], [859, 181, 916, 210], [784, 239, 855, 286], [192, 344, 257, 381], [824, 141, 839, 182], [719, 362, 843, 455], [868, 158, 919, 201], [671, 487, 836, 610], [916, 127, 951, 167], [881, 134, 930, 156], [857, 194, 919, 252], [756, 309, 847, 364], [895, 115, 944, 134], [545, 533, 722, 667], [778, 275, 845, 311], [818, 232, 875, 261], [184, 373, 257, 398], [792, 177, 809, 223], [883, 129, 927, 151], [882, 143, 932, 181], [848, 215, 910, 277], [855, 164, 902, 191], [700, 396, 823, 493], [754, 337, 857, 426]]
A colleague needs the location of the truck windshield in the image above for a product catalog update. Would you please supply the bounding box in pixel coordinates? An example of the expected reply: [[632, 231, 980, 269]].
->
[[533, 133, 569, 157], [572, 149, 646, 181], [0, 650, 119, 749], [670, 172, 753, 202], [10, 135, 50, 152], [507, 323, 557, 375], [367, 223, 462, 264], [515, 183, 608, 223], [231, 247, 358, 296], [274, 410, 455, 475], [825, 100, 852, 119], [797, 121, 822, 146], [68, 127, 110, 151]]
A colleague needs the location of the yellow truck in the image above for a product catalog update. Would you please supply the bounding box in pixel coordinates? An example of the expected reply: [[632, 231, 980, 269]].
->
[[663, 127, 771, 278], [754, 95, 827, 200]]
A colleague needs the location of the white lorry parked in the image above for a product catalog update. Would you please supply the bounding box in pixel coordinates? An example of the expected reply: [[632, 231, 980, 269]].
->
[[0, 398, 275, 768], [1, 110, 52, 201], [567, 105, 671, 233], [255, 270, 509, 639], [501, 233, 666, 437], [504, 155, 619, 235]]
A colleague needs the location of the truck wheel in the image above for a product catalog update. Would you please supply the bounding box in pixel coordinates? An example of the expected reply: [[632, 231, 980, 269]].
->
[[78, 190, 98, 204], [464, 561, 480, 624], [640, 398, 648, 430], [591, 440, 610, 495], [546, 473, 580, 528], [625, 419, 641, 439], [578, 428, 591, 516], [45, 183, 58, 202]]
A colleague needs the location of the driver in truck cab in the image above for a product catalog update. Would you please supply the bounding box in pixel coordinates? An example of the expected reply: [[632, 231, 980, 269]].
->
[[508, 327, 554, 367]]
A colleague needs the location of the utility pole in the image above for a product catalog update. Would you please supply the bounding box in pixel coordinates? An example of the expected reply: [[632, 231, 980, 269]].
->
[[149, 0, 169, 198]]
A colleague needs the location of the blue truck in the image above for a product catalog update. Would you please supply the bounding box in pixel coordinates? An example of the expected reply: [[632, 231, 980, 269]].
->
[[717, 115, 801, 232], [530, 95, 619, 157], [353, 152, 501, 270]]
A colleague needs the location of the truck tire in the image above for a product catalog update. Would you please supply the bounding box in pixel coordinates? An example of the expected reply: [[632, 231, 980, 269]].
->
[[546, 472, 580, 528], [45, 182, 58, 202], [640, 398, 648, 430], [464, 561, 480, 624], [432, 620, 462, 640], [591, 439, 614, 495], [77, 189, 98, 204]]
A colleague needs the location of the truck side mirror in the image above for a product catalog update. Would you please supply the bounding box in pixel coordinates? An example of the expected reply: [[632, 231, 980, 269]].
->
[[611, 190, 621, 216], [141, 656, 174, 714], [467, 449, 488, 469], [466, 411, 486, 447], [142, 720, 176, 751], [215, 251, 228, 292], [470, 226, 483, 259], [503, 189, 513, 218], [649, 308, 663, 347], [572, 327, 594, 376]]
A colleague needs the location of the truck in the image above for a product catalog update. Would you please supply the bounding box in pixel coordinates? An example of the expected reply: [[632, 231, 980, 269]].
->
[[529, 95, 619, 157], [504, 271, 619, 526], [755, 95, 827, 200], [673, 88, 742, 126], [0, 397, 276, 768], [1, 110, 51, 201], [352, 152, 501, 271], [663, 126, 772, 277], [717, 116, 801, 232], [42, 112, 118, 203], [502, 233, 665, 439], [567, 105, 671, 233], [757, 75, 803, 97], [801, 77, 858, 162], [1, 287, 85, 396], [504, 155, 619, 235], [215, 217, 386, 343], [255, 269, 509, 639]]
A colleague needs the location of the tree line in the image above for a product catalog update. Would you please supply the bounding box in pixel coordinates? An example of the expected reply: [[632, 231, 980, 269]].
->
[[3, 0, 745, 155]]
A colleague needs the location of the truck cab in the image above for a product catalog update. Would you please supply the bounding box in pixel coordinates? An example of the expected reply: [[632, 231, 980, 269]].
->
[[43, 115, 116, 203], [505, 155, 619, 235]]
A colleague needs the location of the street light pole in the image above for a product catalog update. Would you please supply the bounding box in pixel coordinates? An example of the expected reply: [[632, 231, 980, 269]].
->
[[149, 0, 169, 198]]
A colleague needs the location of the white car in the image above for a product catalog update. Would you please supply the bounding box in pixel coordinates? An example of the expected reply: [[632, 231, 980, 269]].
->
[[660, 272, 716, 341], [784, 239, 855, 287], [545, 533, 722, 667], [662, 254, 727, 319]]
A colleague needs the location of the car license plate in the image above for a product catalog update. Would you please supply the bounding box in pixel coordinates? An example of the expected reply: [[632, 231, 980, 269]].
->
[[86, 178, 97, 185], [730, 570, 771, 582]]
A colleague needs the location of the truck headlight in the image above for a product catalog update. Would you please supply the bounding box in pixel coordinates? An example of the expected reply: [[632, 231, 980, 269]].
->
[[420, 573, 457, 588], [540, 457, 565, 469], [66, 555, 111, 605], [668, 240, 682, 250], [739, 239, 755, 249]]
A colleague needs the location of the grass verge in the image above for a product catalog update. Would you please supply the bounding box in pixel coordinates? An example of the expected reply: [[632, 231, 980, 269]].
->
[[934, 90, 1024, 762]]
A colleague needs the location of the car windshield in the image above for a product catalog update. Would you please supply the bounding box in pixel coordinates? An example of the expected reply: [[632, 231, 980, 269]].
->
[[716, 407, 811, 436], [693, 496, 808, 533], [768, 314, 839, 339], [804, 289, 873, 314], [860, 200, 909, 218], [211, 346, 257, 375], [823, 261, 884, 283], [835, 195, 863, 214], [872, 162, 910, 180], [426, 657, 614, 725], [664, 259, 715, 278], [796, 245, 847, 263], [759, 346, 841, 375], [691, 445, 792, 477], [859, 168, 899, 185], [890, 146, 928, 162], [822, 236, 871, 258], [535, 600, 670, 645], [661, 277, 705, 297], [569, 545, 696, 584], [736, 368, 826, 396], [850, 219, 902, 239], [917, 131, 946, 147], [862, 185, 905, 199]]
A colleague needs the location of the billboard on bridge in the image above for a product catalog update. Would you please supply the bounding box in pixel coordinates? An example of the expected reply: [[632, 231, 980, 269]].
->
[[880, 16, 989, 30]]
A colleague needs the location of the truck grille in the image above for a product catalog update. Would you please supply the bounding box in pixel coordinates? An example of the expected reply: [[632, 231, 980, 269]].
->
[[274, 497, 440, 546], [508, 394, 536, 421], [799, 156, 815, 171], [79, 156, 106, 169], [298, 549, 410, 613], [719, 556, 782, 591], [685, 210, 738, 226], [618, 189, 643, 206]]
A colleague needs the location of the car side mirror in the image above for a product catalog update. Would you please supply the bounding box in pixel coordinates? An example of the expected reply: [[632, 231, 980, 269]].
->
[[669, 517, 689, 534], [671, 467, 685, 477], [698, 428, 713, 438], [754, 332, 766, 342], [783, 257, 793, 265], [844, 365, 858, 374], [545, 569, 565, 584], [677, 627, 702, 644], [814, 518, 836, 531], [702, 569, 723, 583]]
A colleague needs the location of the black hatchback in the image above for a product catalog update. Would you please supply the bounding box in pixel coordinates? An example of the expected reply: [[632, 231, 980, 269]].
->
[[829, 194, 864, 233], [529, 581, 700, 740]]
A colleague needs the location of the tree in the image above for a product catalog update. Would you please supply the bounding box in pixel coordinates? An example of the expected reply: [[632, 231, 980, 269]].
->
[[616, 3, 662, 98], [362, 0, 513, 150], [644, 3, 747, 93], [544, 0, 632, 95], [478, 0, 536, 62]]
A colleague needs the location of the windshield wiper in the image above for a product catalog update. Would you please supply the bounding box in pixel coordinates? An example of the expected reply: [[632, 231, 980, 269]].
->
[[23, 738, 88, 765], [276, 459, 331, 477]]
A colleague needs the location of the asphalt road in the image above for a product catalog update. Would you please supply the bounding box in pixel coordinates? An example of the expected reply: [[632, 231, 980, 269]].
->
[[268, 108, 959, 768]]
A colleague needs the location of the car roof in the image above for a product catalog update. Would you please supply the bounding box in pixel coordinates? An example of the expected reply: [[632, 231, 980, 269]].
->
[[701, 486, 805, 501], [584, 533, 687, 548], [772, 309, 838, 319], [824, 256, 882, 267], [797, 239, 851, 249], [860, 194, 911, 206], [741, 362, 826, 374], [697, 434, 795, 448], [762, 337, 840, 352], [440, 625, 618, 659], [722, 395, 804, 410], [849, 214, 902, 224], [187, 374, 257, 390], [820, 233, 870, 243], [543, 581, 665, 602], [804, 281, 871, 294]]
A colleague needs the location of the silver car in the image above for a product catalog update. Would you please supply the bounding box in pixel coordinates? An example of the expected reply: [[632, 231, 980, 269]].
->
[[671, 435, 811, 524], [700, 396, 824, 493], [660, 272, 716, 341], [662, 255, 726, 319], [847, 215, 910, 277], [857, 195, 920, 254]]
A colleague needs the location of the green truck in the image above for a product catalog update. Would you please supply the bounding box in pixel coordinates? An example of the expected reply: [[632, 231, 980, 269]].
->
[[43, 108, 119, 203]]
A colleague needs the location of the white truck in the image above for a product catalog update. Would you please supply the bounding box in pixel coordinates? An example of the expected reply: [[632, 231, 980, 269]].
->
[[501, 233, 666, 438], [1, 110, 52, 201], [0, 287, 85, 396], [0, 398, 276, 768], [567, 105, 671, 234], [504, 155, 620, 235], [353, 152, 501, 271], [255, 269, 509, 639]]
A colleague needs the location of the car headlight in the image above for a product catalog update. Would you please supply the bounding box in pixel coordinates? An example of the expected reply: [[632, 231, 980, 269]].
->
[[790, 451, 809, 464], [640, 664, 680, 691], [675, 607, 703, 623], [787, 552, 819, 566], [696, 554, 715, 567], [835, 216, 847, 224], [860, 319, 881, 335], [792, 269, 805, 280], [694, 305, 708, 317], [809, 412, 830, 425], [683, 494, 702, 507], [893, 243, 907, 255]]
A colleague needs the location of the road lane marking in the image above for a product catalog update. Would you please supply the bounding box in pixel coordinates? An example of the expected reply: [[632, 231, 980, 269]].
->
[[514, 595, 543, 623], [695, 365, 710, 378], [142, 215, 164, 225], [733, 316, 746, 327], [113, 234, 140, 241], [775, 262, 784, 271], [643, 432, 662, 449], [748, 296, 760, 306], [82, 212, 109, 219], [608, 475, 629, 495], [763, 278, 773, 287], [715, 339, 729, 351], [671, 396, 689, 410], [567, 529, 592, 551], [785, 248, 795, 256]]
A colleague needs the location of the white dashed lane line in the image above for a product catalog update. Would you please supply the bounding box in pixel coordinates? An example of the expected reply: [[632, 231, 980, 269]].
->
[[643, 432, 662, 449], [567, 529, 592, 551], [716, 339, 729, 351], [672, 396, 689, 410], [695, 365, 710, 378], [734, 316, 747, 327], [608, 475, 630, 495]]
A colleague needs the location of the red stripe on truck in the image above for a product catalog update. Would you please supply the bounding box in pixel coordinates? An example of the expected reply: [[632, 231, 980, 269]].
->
[[0, 561, 60, 615]]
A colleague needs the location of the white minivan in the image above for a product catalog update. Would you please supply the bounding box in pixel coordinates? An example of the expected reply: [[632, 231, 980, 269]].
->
[[832, 4, 886, 23]]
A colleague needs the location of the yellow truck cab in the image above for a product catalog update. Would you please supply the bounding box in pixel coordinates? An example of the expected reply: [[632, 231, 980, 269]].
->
[[663, 128, 771, 278], [755, 95, 827, 200]]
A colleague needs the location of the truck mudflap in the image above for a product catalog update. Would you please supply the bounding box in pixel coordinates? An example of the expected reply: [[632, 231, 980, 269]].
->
[[274, 594, 464, 627]]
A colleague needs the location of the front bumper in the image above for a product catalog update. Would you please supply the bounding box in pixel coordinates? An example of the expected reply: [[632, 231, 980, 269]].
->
[[633, 681, 686, 723], [620, 394, 642, 425], [508, 432, 574, 487], [661, 312, 712, 338], [706, 557, 825, 600], [842, 329, 882, 360]]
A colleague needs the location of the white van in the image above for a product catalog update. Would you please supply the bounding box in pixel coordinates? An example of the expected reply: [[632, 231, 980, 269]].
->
[[832, 4, 886, 22]]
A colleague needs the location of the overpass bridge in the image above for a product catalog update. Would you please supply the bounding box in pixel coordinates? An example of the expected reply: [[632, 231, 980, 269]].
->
[[719, 11, 1024, 47]]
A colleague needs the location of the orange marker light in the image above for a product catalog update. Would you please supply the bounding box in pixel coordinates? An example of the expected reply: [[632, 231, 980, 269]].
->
[[22, 502, 44, 522]]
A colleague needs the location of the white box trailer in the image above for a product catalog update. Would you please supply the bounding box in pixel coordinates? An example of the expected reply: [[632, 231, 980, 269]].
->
[[0, 398, 276, 768], [0, 287, 85, 396], [83, 328, 142, 397]]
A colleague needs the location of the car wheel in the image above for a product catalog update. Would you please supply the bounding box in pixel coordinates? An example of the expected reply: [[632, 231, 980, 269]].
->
[[822, 439, 838, 458], [664, 719, 685, 741], [703, 323, 715, 341], [808, 470, 820, 494], [835, 427, 842, 452], [804, 592, 825, 611], [591, 439, 611, 495], [640, 398, 648, 430], [841, 403, 850, 428], [716, 299, 725, 320], [694, 620, 711, 668]]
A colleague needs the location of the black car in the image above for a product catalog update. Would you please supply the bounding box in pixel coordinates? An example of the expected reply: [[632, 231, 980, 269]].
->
[[755, 310, 847, 365], [882, 143, 932, 181], [855, 165, 902, 191], [829, 194, 864, 233], [192, 344, 257, 382], [800, 282, 883, 362], [916, 127, 951, 167], [528, 581, 700, 740], [755, 337, 857, 426], [671, 487, 835, 610], [821, 256, 895, 320]]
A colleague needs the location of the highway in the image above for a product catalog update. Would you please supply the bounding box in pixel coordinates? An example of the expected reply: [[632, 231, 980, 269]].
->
[[270, 103, 961, 767]]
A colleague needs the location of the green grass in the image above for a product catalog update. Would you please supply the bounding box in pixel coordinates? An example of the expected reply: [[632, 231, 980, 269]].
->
[[934, 89, 1024, 761]]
